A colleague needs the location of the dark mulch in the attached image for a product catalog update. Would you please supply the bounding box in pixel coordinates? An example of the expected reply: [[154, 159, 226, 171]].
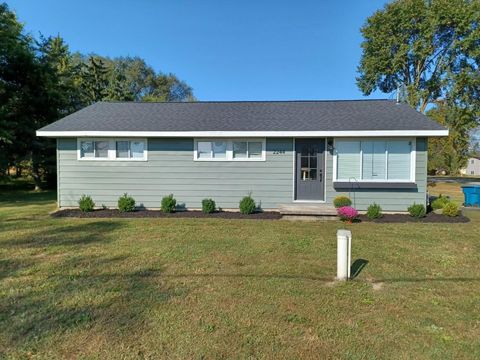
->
[[51, 208, 282, 220], [358, 212, 470, 223]]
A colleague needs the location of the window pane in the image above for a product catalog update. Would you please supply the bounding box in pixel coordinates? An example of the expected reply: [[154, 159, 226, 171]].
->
[[362, 141, 386, 180], [116, 141, 129, 158], [310, 168, 317, 180], [131, 141, 144, 158], [248, 142, 262, 158], [387, 140, 411, 180], [301, 156, 308, 168], [197, 141, 211, 158], [336, 141, 360, 180], [233, 142, 247, 158], [80, 141, 94, 158], [212, 141, 227, 158], [95, 141, 109, 158]]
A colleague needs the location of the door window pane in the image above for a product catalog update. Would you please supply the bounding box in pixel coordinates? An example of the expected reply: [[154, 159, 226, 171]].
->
[[95, 141, 109, 158], [131, 141, 145, 158], [116, 141, 129, 158], [248, 142, 262, 158], [197, 141, 211, 158], [80, 141, 94, 158], [212, 141, 227, 158], [233, 142, 247, 158]]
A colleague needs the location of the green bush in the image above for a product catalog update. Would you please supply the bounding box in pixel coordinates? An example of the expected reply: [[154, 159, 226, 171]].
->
[[366, 203, 383, 219], [78, 194, 95, 212], [408, 203, 426, 218], [431, 195, 450, 210], [442, 202, 459, 217], [202, 198, 216, 214], [239, 195, 256, 214], [333, 196, 352, 208], [118, 193, 136, 212], [161, 194, 177, 213]]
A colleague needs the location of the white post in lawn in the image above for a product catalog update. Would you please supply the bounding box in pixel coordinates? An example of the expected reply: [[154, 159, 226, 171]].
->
[[336, 229, 352, 281]]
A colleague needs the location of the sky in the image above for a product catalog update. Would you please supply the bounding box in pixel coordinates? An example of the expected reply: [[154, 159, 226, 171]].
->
[[7, 0, 390, 101]]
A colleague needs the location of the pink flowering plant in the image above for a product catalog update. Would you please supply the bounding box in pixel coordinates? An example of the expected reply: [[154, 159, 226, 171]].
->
[[337, 206, 359, 222]]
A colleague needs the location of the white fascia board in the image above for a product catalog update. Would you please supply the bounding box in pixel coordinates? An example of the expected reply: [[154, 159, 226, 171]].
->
[[36, 129, 449, 138]]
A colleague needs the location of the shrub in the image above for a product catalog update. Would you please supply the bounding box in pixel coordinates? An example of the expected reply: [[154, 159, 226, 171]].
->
[[408, 203, 426, 218], [118, 193, 136, 212], [78, 194, 95, 212], [366, 203, 383, 219], [202, 198, 216, 214], [333, 196, 352, 208], [337, 206, 359, 222], [161, 194, 176, 213], [431, 195, 450, 210], [239, 195, 256, 214], [442, 202, 459, 217]]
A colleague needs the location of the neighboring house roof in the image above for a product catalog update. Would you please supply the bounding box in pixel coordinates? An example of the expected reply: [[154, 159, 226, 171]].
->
[[37, 99, 448, 137]]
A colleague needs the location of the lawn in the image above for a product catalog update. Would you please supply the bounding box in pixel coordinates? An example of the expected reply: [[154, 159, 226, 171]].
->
[[1, 184, 480, 359]]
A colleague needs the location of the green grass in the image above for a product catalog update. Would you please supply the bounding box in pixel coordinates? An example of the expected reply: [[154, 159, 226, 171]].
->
[[1, 188, 480, 358]]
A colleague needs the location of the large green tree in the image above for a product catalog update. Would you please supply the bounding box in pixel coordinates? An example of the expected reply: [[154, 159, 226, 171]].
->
[[357, 0, 480, 174], [0, 2, 195, 188]]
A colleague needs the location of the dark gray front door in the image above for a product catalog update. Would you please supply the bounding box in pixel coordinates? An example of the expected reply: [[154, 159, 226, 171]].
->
[[295, 139, 325, 200]]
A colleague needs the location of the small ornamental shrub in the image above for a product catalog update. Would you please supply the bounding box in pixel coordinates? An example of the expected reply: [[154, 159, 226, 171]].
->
[[78, 194, 95, 212], [408, 203, 426, 218], [337, 206, 359, 222], [239, 195, 256, 214], [202, 198, 216, 214], [442, 202, 459, 217], [366, 203, 383, 219], [431, 195, 450, 210], [118, 193, 136, 212], [333, 196, 352, 208], [161, 194, 176, 213]]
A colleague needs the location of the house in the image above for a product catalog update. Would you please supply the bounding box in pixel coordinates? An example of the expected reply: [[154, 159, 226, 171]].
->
[[37, 100, 448, 212], [461, 157, 480, 176]]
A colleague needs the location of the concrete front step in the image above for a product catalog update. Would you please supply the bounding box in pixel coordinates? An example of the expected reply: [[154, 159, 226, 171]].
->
[[278, 203, 338, 216]]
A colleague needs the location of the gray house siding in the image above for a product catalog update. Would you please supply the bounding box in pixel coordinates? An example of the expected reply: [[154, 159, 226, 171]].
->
[[57, 138, 294, 209], [325, 137, 428, 211], [57, 137, 428, 212]]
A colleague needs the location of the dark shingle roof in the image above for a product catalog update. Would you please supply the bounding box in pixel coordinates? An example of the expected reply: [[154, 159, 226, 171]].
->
[[38, 100, 446, 132]]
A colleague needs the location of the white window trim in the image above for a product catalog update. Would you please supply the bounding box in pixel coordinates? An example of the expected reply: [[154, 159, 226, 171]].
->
[[77, 138, 148, 161], [332, 137, 416, 183], [193, 138, 266, 161]]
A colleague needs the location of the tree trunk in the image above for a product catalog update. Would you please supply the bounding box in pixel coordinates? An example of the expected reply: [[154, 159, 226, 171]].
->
[[31, 151, 42, 191]]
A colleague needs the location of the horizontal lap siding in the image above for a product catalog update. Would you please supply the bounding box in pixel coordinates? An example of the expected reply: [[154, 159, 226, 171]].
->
[[57, 138, 293, 209], [325, 137, 428, 211]]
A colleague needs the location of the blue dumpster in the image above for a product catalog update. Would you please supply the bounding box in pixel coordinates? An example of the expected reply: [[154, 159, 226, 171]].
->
[[461, 184, 480, 207]]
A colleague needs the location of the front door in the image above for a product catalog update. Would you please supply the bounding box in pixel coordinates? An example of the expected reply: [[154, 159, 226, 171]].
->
[[295, 139, 325, 201]]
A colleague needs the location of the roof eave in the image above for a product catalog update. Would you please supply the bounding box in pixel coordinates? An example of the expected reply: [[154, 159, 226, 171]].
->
[[36, 129, 449, 138]]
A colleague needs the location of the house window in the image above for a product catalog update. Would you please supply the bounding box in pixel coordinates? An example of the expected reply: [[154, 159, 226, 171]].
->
[[78, 139, 147, 161], [80, 140, 109, 159], [116, 140, 145, 159], [335, 139, 414, 182], [194, 139, 266, 161]]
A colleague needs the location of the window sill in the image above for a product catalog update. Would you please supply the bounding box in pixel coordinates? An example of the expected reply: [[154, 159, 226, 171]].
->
[[78, 158, 148, 162], [333, 181, 417, 189]]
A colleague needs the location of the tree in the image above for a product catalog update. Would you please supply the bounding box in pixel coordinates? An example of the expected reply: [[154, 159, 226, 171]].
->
[[357, 0, 480, 174], [427, 102, 475, 174], [0, 2, 195, 187], [357, 0, 480, 113]]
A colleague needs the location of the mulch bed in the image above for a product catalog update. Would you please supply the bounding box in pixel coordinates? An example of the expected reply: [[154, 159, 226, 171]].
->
[[358, 212, 470, 223], [51, 208, 282, 220]]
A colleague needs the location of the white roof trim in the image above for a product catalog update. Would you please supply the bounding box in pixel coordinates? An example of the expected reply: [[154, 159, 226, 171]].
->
[[36, 129, 449, 138]]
